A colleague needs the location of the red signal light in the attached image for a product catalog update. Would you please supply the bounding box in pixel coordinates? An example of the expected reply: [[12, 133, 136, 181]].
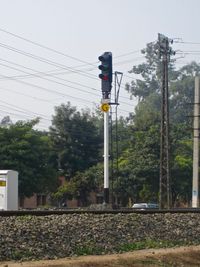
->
[[99, 74, 109, 81], [103, 75, 109, 81]]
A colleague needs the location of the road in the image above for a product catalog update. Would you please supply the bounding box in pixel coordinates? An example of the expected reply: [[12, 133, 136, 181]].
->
[[1, 245, 200, 267]]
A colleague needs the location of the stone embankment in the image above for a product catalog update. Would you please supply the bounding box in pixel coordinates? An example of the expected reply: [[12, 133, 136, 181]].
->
[[0, 212, 200, 260]]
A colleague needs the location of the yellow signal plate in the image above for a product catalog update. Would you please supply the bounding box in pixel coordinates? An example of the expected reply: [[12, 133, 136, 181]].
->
[[0, 180, 6, 187], [101, 103, 110, 112]]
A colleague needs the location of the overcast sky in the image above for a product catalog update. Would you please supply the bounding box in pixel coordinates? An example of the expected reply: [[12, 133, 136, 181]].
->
[[0, 0, 199, 130]]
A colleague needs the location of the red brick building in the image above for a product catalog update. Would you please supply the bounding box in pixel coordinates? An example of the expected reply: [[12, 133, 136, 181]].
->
[[19, 176, 103, 209]]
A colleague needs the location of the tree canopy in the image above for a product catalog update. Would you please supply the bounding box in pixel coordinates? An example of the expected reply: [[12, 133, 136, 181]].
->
[[121, 43, 197, 205], [0, 119, 57, 197], [50, 45, 198, 207], [50, 102, 103, 177], [0, 42, 198, 208]]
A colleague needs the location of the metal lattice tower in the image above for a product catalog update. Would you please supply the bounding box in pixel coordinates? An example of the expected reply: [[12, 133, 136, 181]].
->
[[157, 33, 175, 209]]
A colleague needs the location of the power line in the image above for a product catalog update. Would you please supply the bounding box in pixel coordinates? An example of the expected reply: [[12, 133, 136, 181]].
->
[[178, 50, 200, 53], [0, 41, 141, 83], [114, 56, 145, 66], [0, 57, 99, 92], [0, 68, 95, 81], [0, 83, 133, 119], [0, 66, 134, 112], [114, 50, 141, 58], [123, 74, 138, 80], [0, 107, 48, 122], [0, 59, 101, 97], [118, 108, 133, 114], [0, 86, 57, 104], [0, 42, 98, 80], [0, 42, 141, 102], [0, 59, 135, 107], [0, 29, 141, 109], [0, 28, 148, 97], [0, 41, 139, 90], [174, 41, 200, 45], [0, 99, 51, 121], [0, 27, 147, 64], [0, 71, 97, 105], [0, 27, 98, 68], [0, 58, 135, 102], [0, 27, 148, 68], [0, 105, 133, 131]]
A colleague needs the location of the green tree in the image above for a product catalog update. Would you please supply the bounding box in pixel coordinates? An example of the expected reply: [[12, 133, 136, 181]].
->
[[0, 116, 12, 126], [50, 102, 102, 177], [126, 43, 200, 126], [53, 163, 103, 206], [171, 137, 193, 205], [126, 42, 177, 102], [0, 119, 57, 197], [169, 61, 200, 124], [123, 42, 199, 206], [71, 163, 103, 206], [116, 125, 160, 206]]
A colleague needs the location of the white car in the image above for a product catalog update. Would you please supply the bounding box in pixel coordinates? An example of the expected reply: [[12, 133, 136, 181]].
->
[[132, 203, 148, 209], [132, 203, 158, 209]]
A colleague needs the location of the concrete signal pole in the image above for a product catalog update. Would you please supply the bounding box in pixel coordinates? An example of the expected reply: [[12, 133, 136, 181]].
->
[[103, 102, 109, 204], [98, 52, 113, 205], [192, 77, 200, 208]]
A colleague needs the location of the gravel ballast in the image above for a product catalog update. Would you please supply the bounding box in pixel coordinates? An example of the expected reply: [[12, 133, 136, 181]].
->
[[0, 213, 200, 260]]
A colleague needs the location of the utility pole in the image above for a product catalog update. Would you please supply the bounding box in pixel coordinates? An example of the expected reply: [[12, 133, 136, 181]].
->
[[157, 33, 175, 209], [192, 77, 200, 208]]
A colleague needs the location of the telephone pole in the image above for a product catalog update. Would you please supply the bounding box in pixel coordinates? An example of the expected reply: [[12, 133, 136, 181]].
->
[[157, 33, 175, 209]]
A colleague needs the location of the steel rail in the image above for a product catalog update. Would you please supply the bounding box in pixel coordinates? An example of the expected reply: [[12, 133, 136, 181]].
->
[[1, 208, 200, 217]]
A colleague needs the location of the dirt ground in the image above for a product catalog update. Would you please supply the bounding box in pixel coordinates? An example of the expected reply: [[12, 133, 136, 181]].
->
[[1, 245, 200, 267]]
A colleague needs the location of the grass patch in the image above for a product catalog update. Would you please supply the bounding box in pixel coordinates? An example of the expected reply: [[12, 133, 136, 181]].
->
[[74, 244, 104, 256], [126, 259, 174, 267], [74, 240, 186, 257], [16, 215, 33, 221], [136, 259, 174, 267], [118, 239, 186, 252], [11, 249, 33, 260]]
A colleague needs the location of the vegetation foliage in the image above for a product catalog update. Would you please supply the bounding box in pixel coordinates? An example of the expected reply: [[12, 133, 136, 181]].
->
[[0, 42, 199, 206]]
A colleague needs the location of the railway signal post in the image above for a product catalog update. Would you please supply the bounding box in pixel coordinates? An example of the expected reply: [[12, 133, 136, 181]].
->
[[98, 52, 113, 204]]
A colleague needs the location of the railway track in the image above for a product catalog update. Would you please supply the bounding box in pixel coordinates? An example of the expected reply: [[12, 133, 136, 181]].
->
[[1, 208, 200, 216]]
